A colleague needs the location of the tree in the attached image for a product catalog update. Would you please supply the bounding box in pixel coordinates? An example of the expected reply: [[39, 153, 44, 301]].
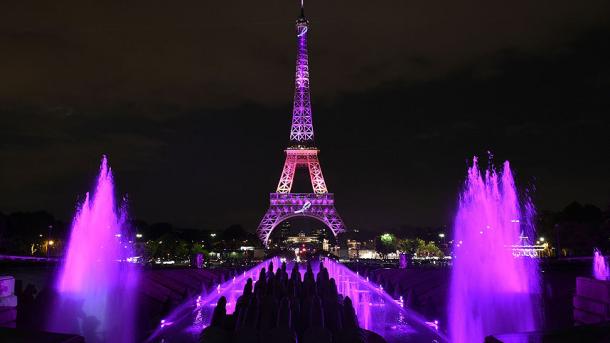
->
[[416, 241, 444, 258], [398, 238, 444, 258], [145, 232, 190, 261], [375, 233, 398, 259], [398, 238, 423, 255], [220, 224, 258, 249]]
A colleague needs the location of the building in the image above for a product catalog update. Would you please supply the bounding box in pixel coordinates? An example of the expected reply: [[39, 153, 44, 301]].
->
[[285, 231, 319, 245]]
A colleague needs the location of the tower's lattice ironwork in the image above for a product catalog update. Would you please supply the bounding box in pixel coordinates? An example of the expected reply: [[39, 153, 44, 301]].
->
[[257, 3, 347, 246]]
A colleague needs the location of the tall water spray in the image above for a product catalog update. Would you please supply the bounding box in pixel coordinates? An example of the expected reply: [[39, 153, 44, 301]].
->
[[449, 157, 539, 342], [49, 156, 139, 343], [593, 249, 609, 281]]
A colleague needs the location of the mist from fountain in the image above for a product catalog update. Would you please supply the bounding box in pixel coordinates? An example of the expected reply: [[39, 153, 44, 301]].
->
[[449, 157, 540, 343], [593, 249, 609, 281], [48, 156, 139, 343]]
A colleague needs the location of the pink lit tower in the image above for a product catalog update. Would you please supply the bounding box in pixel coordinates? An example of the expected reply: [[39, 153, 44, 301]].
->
[[257, 1, 346, 246]]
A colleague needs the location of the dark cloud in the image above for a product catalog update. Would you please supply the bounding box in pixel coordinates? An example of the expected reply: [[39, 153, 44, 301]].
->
[[0, 1, 609, 231], [1, 0, 609, 106]]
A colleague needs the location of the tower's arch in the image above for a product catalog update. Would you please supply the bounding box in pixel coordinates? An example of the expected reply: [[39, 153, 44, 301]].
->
[[258, 193, 345, 246]]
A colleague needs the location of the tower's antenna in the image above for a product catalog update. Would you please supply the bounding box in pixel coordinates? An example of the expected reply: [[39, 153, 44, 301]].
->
[[300, 0, 305, 18]]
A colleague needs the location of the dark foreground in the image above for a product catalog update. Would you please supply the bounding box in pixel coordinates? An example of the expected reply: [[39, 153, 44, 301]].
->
[[346, 258, 595, 333], [0, 258, 602, 342]]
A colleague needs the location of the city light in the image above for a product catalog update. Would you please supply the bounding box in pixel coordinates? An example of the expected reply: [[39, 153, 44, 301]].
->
[[540, 237, 545, 242], [439, 233, 445, 238], [210, 233, 216, 238], [48, 240, 54, 246], [136, 233, 143, 238]]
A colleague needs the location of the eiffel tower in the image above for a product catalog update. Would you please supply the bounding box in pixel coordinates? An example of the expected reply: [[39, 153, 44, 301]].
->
[[257, 2, 346, 247]]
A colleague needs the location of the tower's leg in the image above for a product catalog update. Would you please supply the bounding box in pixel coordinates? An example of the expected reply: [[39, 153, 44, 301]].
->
[[324, 210, 346, 236], [307, 153, 328, 194], [258, 208, 280, 245], [276, 154, 297, 193]]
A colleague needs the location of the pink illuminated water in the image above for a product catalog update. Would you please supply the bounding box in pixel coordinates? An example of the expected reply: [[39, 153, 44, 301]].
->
[[149, 257, 446, 343], [449, 157, 540, 342], [49, 156, 139, 343], [593, 249, 609, 281]]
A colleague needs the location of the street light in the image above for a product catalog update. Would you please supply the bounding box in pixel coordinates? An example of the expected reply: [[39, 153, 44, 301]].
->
[[439, 233, 445, 238], [539, 237, 545, 242]]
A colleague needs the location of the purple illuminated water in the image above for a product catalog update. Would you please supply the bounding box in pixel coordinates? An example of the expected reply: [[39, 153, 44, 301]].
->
[[449, 157, 540, 342], [149, 257, 446, 343], [148, 260, 275, 342], [322, 258, 445, 342], [593, 249, 609, 281], [49, 156, 139, 343]]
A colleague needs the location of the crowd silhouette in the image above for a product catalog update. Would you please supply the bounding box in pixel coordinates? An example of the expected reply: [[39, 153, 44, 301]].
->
[[200, 260, 380, 343]]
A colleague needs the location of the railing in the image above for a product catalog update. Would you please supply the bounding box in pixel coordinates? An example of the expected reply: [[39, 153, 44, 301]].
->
[[270, 192, 333, 200], [0, 254, 59, 262]]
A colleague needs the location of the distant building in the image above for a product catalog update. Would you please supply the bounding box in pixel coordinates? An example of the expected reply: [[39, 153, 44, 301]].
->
[[322, 238, 330, 252], [509, 232, 549, 258], [285, 231, 319, 244], [279, 221, 291, 241], [346, 237, 376, 259]]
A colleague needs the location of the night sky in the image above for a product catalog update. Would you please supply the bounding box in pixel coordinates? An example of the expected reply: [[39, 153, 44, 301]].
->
[[1, 1, 609, 232]]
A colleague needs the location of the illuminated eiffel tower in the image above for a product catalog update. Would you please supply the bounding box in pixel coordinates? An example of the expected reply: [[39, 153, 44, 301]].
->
[[257, 2, 346, 247]]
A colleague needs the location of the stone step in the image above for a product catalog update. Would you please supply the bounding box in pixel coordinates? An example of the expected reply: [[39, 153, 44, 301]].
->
[[575, 277, 610, 303], [0, 307, 16, 325], [0, 276, 15, 298], [0, 296, 17, 308], [573, 295, 609, 318], [574, 308, 605, 325]]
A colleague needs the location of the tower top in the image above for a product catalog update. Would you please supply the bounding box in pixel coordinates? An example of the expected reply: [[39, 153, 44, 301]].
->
[[289, 0, 314, 145], [296, 0, 309, 26]]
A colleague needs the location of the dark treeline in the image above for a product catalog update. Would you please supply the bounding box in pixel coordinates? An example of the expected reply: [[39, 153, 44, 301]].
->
[[536, 202, 610, 256], [1, 200, 609, 257], [0, 211, 68, 256], [0, 210, 261, 258]]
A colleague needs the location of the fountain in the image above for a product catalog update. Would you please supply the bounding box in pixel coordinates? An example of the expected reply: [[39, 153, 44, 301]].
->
[[48, 156, 139, 343], [449, 157, 540, 342], [149, 257, 446, 343], [593, 249, 609, 281], [322, 258, 446, 342], [147, 258, 281, 342]]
